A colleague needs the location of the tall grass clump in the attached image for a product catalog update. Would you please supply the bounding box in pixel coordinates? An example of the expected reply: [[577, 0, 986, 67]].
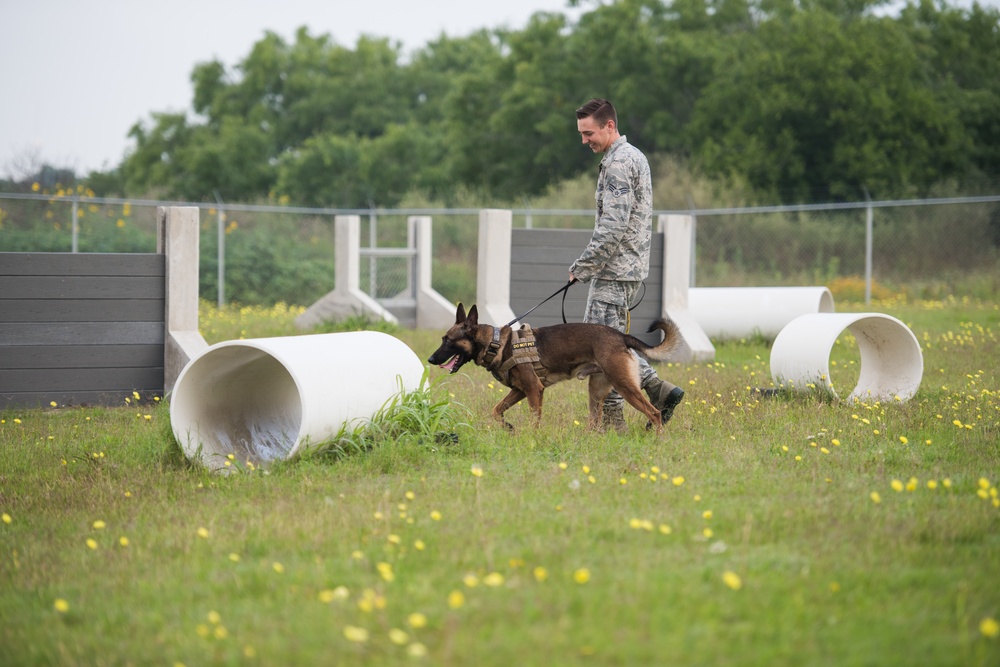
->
[[305, 373, 469, 464]]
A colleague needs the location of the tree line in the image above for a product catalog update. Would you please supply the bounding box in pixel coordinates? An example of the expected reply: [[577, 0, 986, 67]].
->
[[12, 0, 1000, 206]]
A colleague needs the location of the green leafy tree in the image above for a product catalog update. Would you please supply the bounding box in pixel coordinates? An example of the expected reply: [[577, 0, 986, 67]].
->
[[472, 13, 585, 198], [116, 1, 998, 207], [687, 7, 969, 200], [122, 112, 195, 197], [567, 0, 730, 155], [899, 0, 1000, 182], [274, 132, 365, 206]]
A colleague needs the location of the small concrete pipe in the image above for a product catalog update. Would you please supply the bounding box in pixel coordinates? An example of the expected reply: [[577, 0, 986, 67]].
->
[[689, 287, 834, 340], [770, 313, 923, 402], [170, 332, 425, 470]]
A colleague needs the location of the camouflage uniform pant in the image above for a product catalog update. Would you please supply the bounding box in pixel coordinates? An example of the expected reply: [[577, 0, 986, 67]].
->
[[583, 279, 657, 409]]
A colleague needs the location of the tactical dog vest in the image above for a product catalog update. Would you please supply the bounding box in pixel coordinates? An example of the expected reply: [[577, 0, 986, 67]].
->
[[488, 325, 546, 386]]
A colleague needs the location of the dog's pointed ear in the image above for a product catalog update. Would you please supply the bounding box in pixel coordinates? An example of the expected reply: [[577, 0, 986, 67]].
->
[[455, 302, 466, 324], [467, 304, 479, 327]]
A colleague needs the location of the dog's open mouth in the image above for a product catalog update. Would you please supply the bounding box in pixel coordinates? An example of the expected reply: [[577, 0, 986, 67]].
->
[[439, 354, 465, 373]]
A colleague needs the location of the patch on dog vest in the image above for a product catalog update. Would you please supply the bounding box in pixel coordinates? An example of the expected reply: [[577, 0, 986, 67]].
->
[[493, 325, 545, 385]]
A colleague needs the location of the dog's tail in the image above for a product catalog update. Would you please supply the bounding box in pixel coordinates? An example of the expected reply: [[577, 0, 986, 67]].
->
[[626, 318, 683, 362]]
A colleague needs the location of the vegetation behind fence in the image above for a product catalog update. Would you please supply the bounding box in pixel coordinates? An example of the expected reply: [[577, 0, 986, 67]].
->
[[1, 194, 998, 309]]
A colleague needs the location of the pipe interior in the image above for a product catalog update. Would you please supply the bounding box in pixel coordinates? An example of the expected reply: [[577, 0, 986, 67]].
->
[[178, 347, 303, 467]]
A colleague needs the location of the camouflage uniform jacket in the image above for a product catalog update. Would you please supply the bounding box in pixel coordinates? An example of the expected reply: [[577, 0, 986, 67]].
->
[[569, 135, 653, 289]]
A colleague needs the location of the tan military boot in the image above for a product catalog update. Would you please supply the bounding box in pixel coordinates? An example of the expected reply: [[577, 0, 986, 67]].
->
[[644, 380, 684, 429]]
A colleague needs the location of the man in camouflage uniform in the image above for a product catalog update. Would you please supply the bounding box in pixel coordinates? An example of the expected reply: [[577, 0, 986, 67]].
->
[[569, 98, 684, 432]]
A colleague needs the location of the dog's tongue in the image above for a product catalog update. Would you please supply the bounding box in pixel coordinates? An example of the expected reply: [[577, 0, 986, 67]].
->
[[440, 356, 459, 371]]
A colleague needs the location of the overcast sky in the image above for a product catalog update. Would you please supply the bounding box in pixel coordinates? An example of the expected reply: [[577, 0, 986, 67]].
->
[[2, 0, 996, 178], [0, 0, 578, 177]]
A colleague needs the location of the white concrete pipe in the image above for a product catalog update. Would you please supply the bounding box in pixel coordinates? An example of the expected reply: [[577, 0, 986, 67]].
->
[[170, 332, 425, 470], [689, 287, 835, 340], [770, 313, 923, 402]]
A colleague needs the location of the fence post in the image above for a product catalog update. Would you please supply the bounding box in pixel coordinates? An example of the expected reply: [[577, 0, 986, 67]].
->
[[660, 214, 714, 362], [865, 201, 873, 304], [685, 193, 698, 287], [368, 207, 378, 298], [409, 216, 457, 329], [158, 206, 209, 396], [214, 191, 225, 307], [476, 209, 516, 325], [293, 215, 397, 329], [71, 200, 79, 253]]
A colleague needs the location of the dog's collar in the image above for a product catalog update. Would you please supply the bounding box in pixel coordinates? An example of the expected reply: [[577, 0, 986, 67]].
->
[[479, 326, 506, 370]]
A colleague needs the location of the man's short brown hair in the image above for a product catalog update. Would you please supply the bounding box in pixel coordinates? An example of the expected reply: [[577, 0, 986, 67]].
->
[[576, 98, 617, 128]]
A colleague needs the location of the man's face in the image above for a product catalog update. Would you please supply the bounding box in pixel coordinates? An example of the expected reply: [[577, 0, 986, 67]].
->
[[577, 115, 615, 153]]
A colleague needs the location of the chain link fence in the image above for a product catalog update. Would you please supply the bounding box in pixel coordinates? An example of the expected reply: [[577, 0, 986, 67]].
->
[[691, 197, 1000, 299], [1, 192, 998, 309]]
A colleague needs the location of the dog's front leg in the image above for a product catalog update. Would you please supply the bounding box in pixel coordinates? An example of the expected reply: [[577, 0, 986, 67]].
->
[[493, 388, 525, 431], [509, 367, 546, 427], [524, 385, 545, 426]]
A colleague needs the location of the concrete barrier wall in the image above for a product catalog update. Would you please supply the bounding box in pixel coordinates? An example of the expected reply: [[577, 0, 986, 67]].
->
[[0, 252, 165, 408], [0, 206, 208, 408]]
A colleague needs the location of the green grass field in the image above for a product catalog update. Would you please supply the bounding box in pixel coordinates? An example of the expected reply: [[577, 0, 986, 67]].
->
[[1, 296, 998, 666]]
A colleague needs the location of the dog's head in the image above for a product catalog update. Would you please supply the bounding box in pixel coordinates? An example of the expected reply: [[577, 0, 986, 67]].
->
[[428, 303, 480, 374]]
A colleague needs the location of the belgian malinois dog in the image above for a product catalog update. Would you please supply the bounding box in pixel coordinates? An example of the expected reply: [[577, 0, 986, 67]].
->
[[428, 303, 682, 432]]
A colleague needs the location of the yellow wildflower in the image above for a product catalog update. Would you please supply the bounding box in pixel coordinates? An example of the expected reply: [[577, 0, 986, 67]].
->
[[483, 572, 505, 587], [722, 571, 743, 590], [343, 625, 369, 643], [448, 590, 465, 609]]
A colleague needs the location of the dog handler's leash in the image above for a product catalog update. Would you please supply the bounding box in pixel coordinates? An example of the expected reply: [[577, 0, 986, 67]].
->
[[504, 279, 578, 327], [505, 279, 646, 330]]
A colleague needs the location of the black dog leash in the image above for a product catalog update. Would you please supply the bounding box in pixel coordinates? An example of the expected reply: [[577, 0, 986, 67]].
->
[[505, 278, 577, 327]]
